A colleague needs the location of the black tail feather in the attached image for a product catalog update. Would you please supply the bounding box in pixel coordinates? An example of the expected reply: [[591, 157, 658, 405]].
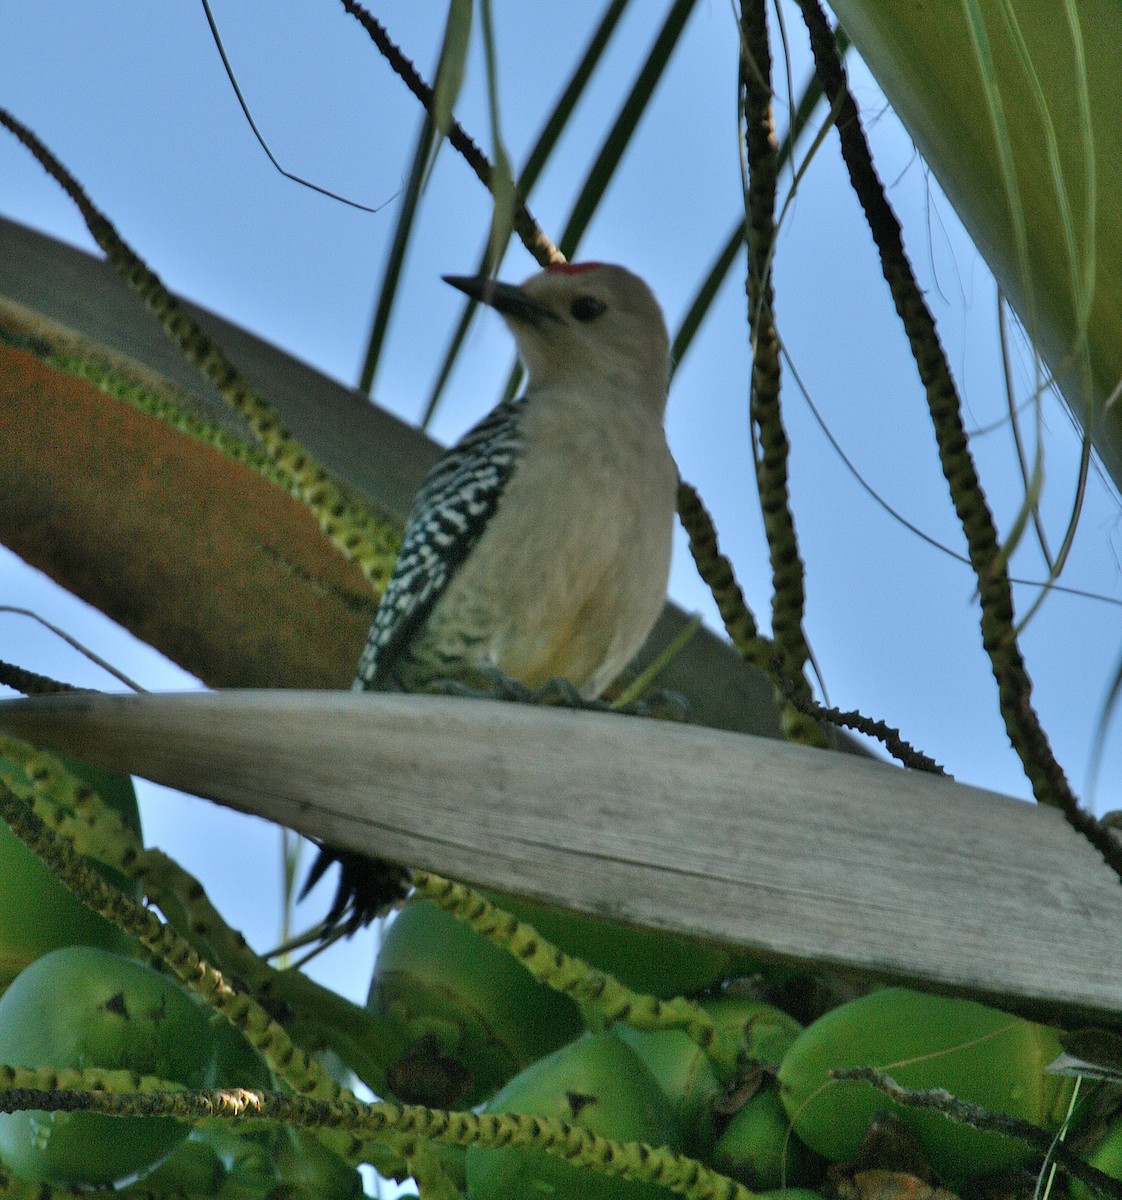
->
[[300, 845, 410, 937]]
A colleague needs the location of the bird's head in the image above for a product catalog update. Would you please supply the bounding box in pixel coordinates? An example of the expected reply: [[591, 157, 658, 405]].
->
[[444, 263, 671, 410]]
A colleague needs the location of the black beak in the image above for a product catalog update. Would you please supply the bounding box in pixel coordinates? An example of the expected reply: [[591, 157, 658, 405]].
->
[[443, 274, 557, 326]]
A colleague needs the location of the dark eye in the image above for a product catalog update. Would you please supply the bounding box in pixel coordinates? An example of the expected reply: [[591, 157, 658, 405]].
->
[[570, 295, 607, 322]]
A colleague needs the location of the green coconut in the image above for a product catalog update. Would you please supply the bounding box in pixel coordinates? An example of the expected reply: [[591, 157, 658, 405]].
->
[[0, 946, 217, 1185], [612, 1023, 723, 1157], [777, 987, 1074, 1179], [0, 754, 142, 992], [368, 897, 583, 1107], [466, 1031, 681, 1200], [701, 991, 803, 1067], [712, 1087, 819, 1190]]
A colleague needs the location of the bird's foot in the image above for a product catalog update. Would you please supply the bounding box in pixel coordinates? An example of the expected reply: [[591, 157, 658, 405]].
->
[[428, 668, 690, 718], [428, 666, 611, 711], [613, 688, 691, 722], [525, 675, 613, 710]]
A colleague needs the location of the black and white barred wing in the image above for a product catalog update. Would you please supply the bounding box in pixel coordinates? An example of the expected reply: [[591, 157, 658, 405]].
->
[[353, 397, 525, 689]]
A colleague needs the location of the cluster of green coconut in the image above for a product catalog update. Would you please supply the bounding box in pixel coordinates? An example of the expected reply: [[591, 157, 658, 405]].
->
[[1, 752, 1119, 1200], [0, 754, 361, 1199], [369, 896, 1105, 1200]]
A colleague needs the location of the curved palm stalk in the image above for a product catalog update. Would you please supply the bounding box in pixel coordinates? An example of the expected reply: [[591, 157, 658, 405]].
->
[[477, 0, 517, 275], [739, 0, 814, 686], [670, 35, 844, 372]]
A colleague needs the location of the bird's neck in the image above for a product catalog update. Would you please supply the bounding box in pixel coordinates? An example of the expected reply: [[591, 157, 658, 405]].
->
[[523, 365, 667, 421]]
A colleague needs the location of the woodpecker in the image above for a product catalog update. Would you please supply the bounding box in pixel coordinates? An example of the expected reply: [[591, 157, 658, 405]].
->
[[306, 262, 678, 931]]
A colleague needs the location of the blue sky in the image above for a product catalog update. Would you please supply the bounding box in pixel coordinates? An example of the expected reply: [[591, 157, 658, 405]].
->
[[1, 3, 1120, 1005]]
